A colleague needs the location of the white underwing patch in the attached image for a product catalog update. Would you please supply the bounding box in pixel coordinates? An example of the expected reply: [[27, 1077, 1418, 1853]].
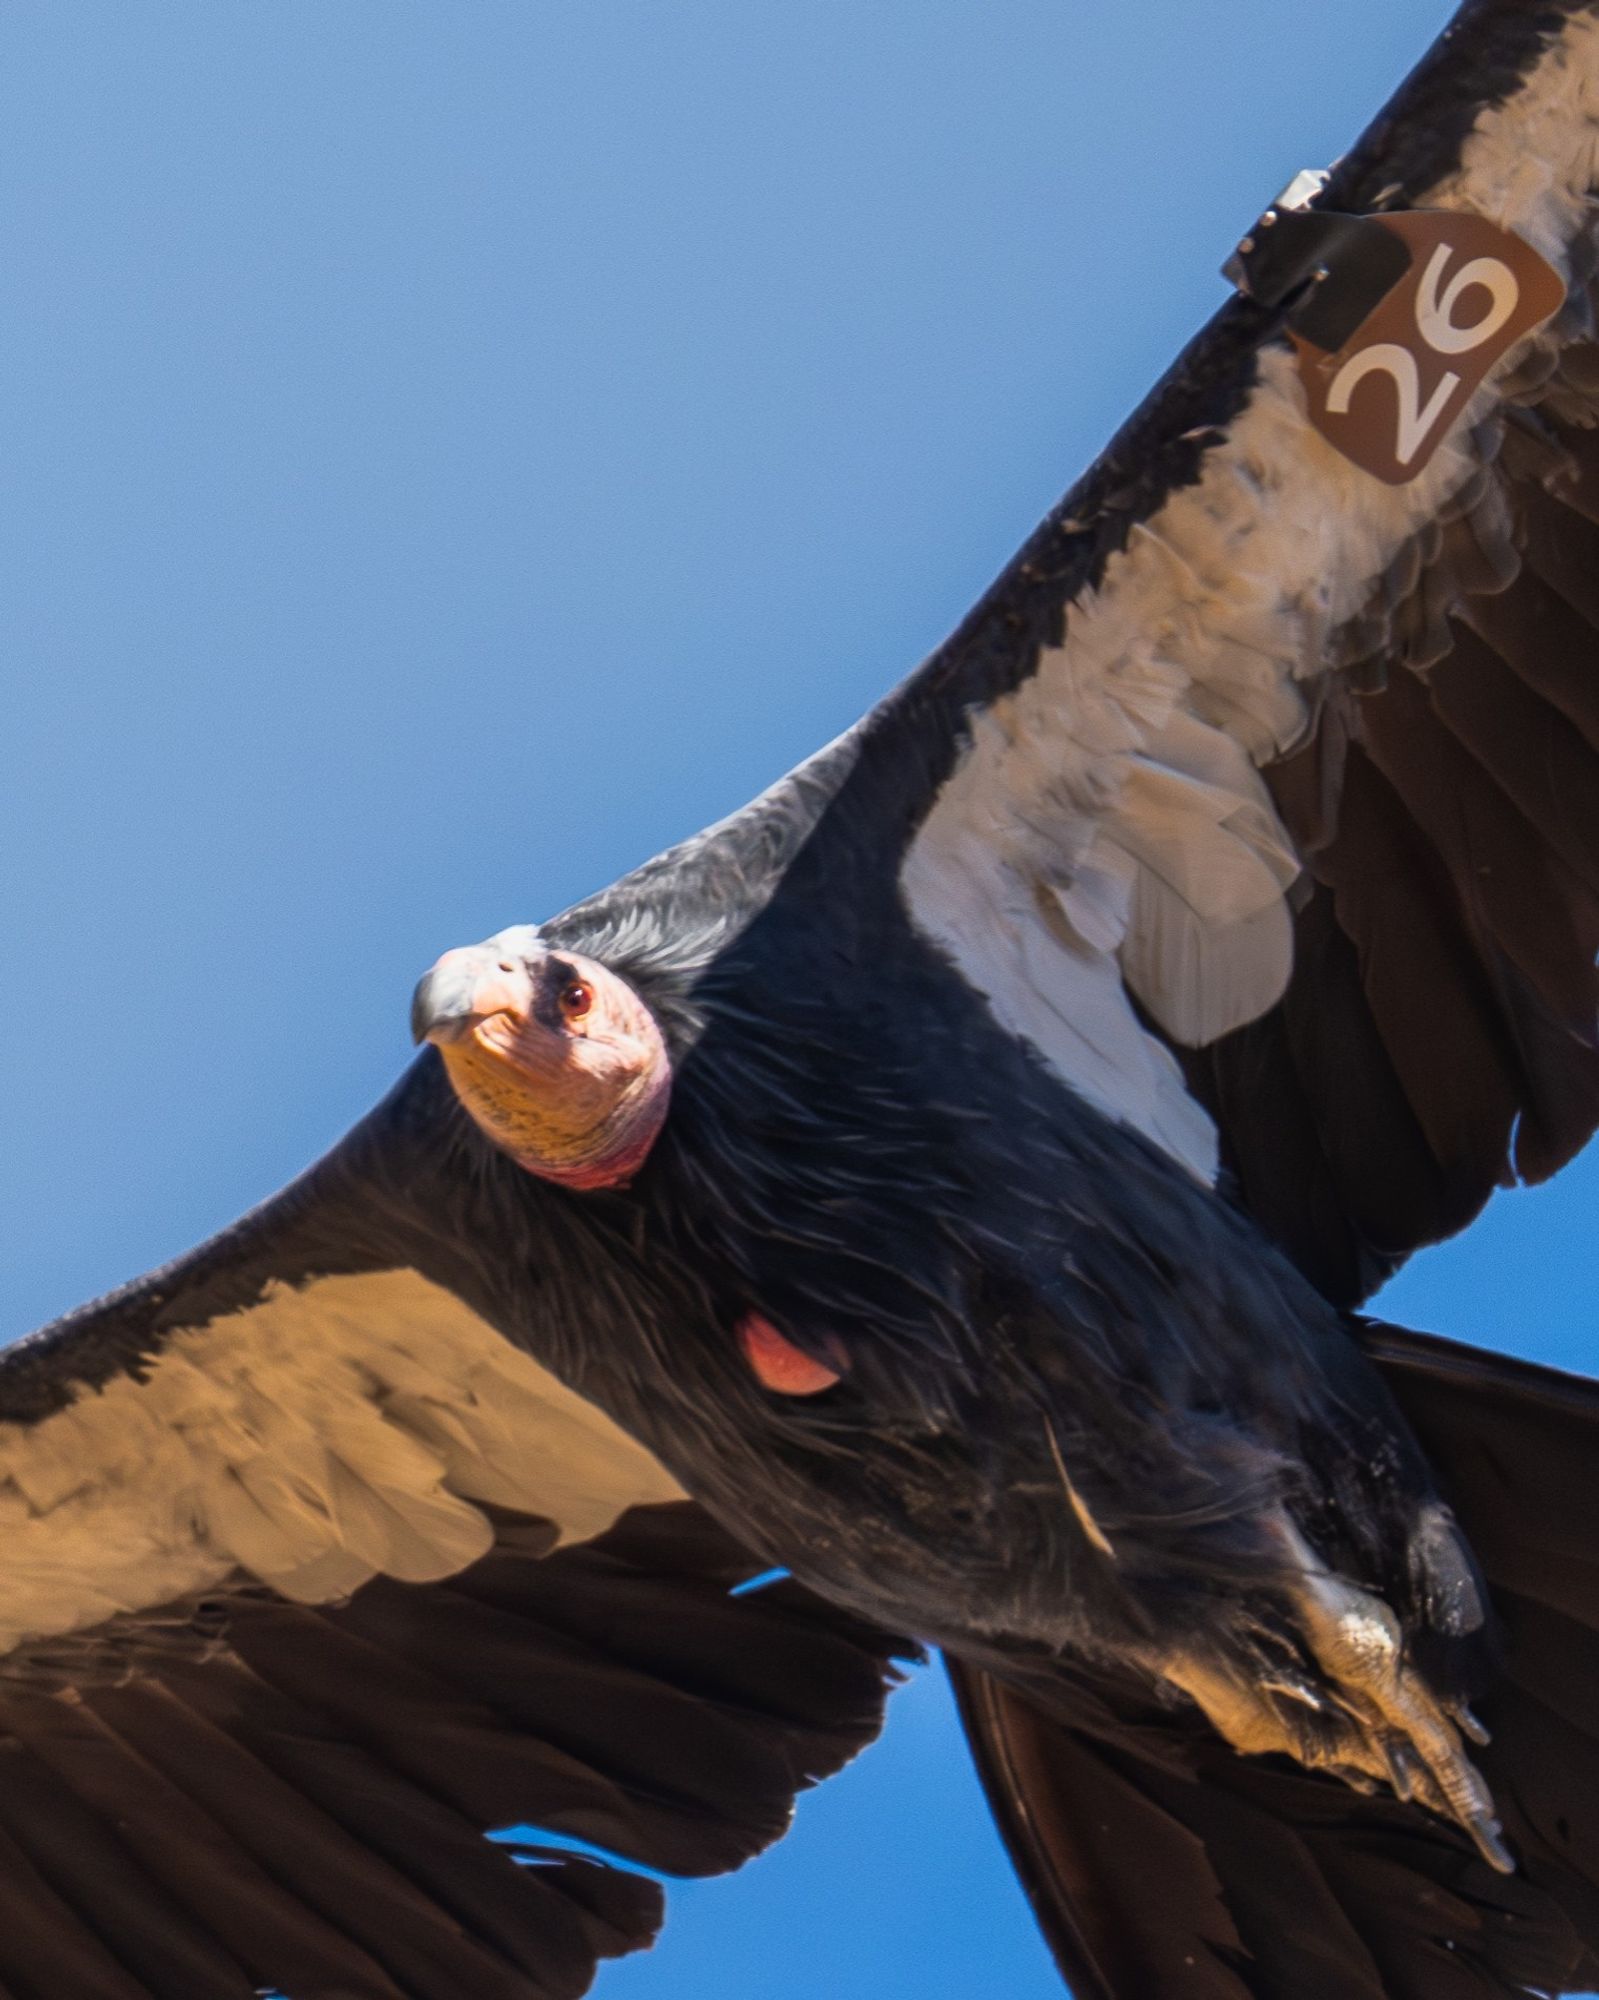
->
[[0, 1269, 682, 1659], [901, 15, 1599, 1182]]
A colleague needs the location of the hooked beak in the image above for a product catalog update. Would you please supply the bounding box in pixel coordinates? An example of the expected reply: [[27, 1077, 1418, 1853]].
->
[[410, 943, 537, 1047]]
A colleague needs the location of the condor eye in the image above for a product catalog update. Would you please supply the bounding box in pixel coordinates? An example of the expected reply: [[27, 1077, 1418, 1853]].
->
[[559, 981, 594, 1023]]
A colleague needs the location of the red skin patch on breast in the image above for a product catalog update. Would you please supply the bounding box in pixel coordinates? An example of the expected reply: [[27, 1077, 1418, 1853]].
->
[[737, 1314, 846, 1395]]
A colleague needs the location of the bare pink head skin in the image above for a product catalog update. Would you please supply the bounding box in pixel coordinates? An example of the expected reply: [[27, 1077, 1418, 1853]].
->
[[411, 930, 672, 1190], [737, 1313, 848, 1395]]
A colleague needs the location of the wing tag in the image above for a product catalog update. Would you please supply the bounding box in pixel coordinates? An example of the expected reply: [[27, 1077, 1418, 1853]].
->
[[1286, 212, 1565, 485]]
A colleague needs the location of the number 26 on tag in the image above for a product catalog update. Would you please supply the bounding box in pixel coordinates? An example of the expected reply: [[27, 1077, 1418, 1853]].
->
[[1293, 211, 1566, 485]]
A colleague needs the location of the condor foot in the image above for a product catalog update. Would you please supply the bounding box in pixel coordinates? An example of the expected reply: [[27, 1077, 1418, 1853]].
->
[[1159, 1522, 1510, 1874]]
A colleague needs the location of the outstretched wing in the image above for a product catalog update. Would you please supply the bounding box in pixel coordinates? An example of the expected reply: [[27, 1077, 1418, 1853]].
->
[[817, 0, 1599, 1305], [0, 1064, 685, 1649], [0, 1061, 908, 1998], [0, 1507, 903, 2000]]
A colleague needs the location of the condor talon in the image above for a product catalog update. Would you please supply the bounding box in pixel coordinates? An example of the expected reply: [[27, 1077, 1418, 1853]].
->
[[1469, 1813, 1518, 1878]]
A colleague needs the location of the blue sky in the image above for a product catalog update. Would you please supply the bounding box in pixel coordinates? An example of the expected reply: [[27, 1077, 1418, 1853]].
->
[[5, 3, 1598, 1995]]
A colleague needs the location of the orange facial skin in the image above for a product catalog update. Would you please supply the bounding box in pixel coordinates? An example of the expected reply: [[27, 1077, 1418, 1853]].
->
[[415, 943, 672, 1190]]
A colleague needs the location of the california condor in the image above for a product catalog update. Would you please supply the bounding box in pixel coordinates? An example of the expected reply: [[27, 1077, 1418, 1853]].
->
[[11, 3, 1599, 1997]]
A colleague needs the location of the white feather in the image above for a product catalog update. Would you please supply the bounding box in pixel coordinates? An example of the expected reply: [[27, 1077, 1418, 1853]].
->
[[0, 1269, 683, 1658], [902, 13, 1599, 1177]]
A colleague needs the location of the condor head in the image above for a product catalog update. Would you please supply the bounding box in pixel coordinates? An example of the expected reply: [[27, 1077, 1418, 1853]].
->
[[411, 928, 671, 1190]]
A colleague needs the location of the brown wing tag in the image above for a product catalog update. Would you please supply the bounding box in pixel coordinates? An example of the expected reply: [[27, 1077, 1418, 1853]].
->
[[1290, 212, 1566, 485]]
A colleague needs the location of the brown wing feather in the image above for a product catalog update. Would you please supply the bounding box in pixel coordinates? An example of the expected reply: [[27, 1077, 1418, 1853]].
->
[[1187, 379, 1599, 1303], [0, 1503, 907, 2000]]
